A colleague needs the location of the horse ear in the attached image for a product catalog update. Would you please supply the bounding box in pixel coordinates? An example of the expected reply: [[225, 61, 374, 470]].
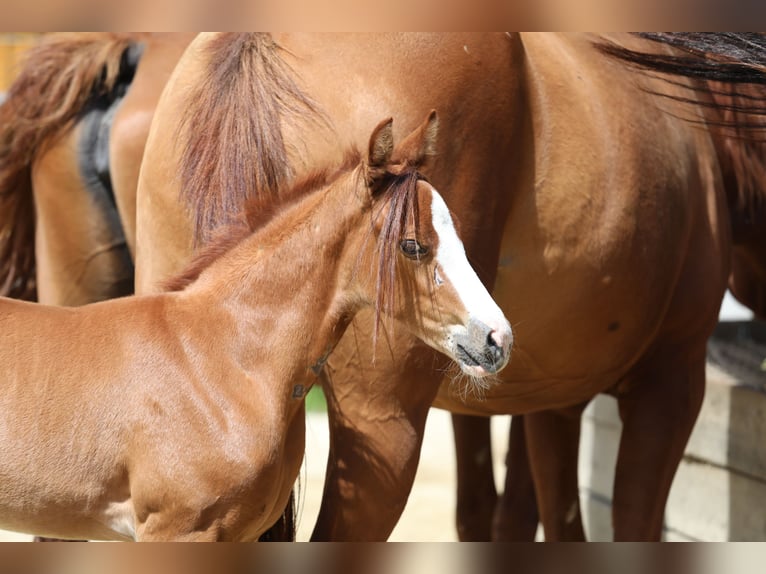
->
[[390, 110, 438, 169], [368, 117, 394, 168]]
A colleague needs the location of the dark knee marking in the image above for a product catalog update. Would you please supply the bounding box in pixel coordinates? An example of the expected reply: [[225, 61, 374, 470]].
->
[[608, 321, 620, 332]]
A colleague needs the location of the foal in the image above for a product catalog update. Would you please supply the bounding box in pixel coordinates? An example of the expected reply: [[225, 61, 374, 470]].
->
[[0, 112, 512, 541]]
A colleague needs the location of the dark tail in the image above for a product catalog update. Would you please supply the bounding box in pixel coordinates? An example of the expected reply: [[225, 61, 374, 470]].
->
[[0, 33, 141, 300], [595, 33, 766, 125]]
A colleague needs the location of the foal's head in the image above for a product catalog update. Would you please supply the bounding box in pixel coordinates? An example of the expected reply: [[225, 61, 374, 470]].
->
[[359, 111, 513, 378]]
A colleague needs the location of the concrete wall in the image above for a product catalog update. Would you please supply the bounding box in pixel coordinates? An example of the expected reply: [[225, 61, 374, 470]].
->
[[579, 362, 766, 541]]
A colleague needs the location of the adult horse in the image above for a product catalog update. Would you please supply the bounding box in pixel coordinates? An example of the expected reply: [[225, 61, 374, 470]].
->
[[0, 33, 741, 541], [490, 34, 766, 542]]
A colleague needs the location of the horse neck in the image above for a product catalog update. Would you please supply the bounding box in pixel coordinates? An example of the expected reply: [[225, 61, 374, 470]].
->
[[186, 175, 371, 388]]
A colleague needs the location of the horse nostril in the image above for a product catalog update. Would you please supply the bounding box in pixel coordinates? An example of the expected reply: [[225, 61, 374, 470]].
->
[[486, 330, 505, 363]]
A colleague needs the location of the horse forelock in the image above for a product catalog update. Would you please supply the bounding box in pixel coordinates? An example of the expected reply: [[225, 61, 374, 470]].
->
[[371, 169, 425, 341], [178, 32, 322, 246]]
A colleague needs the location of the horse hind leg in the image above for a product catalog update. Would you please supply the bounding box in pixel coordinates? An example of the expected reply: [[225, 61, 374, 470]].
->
[[451, 413, 498, 541], [611, 342, 706, 541], [491, 415, 539, 541], [522, 404, 587, 541]]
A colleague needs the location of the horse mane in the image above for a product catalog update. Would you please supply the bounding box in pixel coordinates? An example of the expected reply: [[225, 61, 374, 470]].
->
[[0, 33, 140, 300], [597, 33, 766, 86], [165, 146, 426, 342], [164, 150, 362, 292], [595, 34, 766, 221], [178, 33, 322, 245]]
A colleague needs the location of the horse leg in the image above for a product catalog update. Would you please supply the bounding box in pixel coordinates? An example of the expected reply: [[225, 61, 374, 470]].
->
[[524, 404, 587, 541], [611, 343, 706, 541], [491, 415, 539, 541], [311, 318, 443, 541], [451, 413, 497, 541]]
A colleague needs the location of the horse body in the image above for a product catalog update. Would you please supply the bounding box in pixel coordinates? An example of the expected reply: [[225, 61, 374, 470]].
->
[[0, 116, 511, 541], [0, 283, 310, 540]]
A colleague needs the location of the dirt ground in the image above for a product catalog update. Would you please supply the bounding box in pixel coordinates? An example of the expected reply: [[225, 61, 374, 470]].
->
[[0, 410, 512, 542]]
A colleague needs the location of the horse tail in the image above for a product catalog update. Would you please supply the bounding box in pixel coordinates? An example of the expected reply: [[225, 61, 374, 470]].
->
[[0, 32, 142, 300], [178, 33, 321, 244], [596, 33, 766, 86]]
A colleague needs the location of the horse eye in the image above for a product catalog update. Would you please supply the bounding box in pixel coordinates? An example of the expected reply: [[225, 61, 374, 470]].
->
[[400, 239, 429, 259]]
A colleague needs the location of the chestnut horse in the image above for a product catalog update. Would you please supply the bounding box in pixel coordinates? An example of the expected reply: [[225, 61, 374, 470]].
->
[[0, 33, 194, 307], [0, 112, 512, 541], [487, 33, 766, 542], [0, 33, 750, 541]]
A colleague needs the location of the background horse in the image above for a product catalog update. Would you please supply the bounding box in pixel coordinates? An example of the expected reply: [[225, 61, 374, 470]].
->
[[0, 33, 193, 307], [0, 33, 754, 541], [0, 112, 511, 541]]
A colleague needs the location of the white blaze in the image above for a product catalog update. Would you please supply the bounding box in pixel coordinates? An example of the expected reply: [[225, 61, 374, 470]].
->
[[429, 185, 509, 332]]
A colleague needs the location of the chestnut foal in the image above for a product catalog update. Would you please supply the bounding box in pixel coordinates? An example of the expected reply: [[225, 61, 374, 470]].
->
[[0, 113, 512, 541]]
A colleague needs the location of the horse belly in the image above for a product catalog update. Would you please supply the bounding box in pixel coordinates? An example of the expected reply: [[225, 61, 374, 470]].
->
[[0, 480, 135, 541], [433, 49, 729, 414]]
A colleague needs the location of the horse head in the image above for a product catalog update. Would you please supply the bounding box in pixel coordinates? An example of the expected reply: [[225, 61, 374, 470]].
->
[[362, 111, 513, 378]]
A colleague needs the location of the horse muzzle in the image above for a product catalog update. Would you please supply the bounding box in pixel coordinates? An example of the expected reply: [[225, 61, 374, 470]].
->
[[453, 317, 513, 376]]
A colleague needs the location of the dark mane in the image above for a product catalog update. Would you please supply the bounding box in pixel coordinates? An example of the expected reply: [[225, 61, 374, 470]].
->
[[178, 33, 321, 245], [595, 34, 766, 220], [0, 33, 139, 300], [597, 33, 766, 86]]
